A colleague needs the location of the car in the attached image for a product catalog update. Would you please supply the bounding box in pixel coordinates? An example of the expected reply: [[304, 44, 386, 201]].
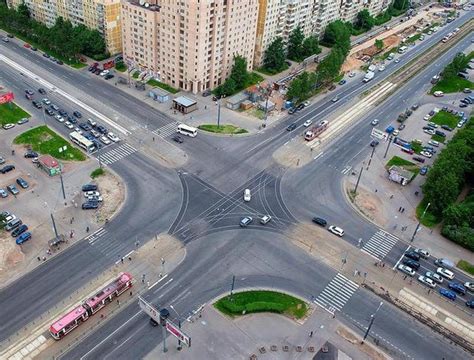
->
[[38, 88, 46, 95], [464, 282, 474, 292], [286, 123, 297, 131], [59, 109, 68, 117], [16, 177, 28, 189], [260, 215, 272, 225], [88, 65, 97, 71], [0, 165, 15, 174], [25, 89, 34, 96], [339, 79, 347, 85], [32, 100, 42, 109], [435, 130, 446, 137], [2, 37, 9, 43], [433, 90, 444, 97], [67, 116, 78, 124], [398, 264, 415, 277], [242, 188, 252, 202], [448, 281, 466, 295], [84, 134, 95, 141], [100, 69, 110, 76], [328, 225, 344, 237], [87, 118, 97, 127], [64, 121, 74, 129], [425, 271, 443, 283], [402, 259, 420, 270], [303, 119, 312, 127], [420, 151, 432, 158], [418, 275, 436, 288], [82, 184, 98, 192], [404, 250, 420, 261], [7, 184, 19, 195], [104, 74, 115, 80], [287, 107, 297, 115], [370, 139, 379, 147], [428, 140, 439, 147], [411, 103, 419, 110], [423, 128, 435, 135], [371, 119, 379, 126], [54, 115, 64, 123], [16, 232, 32, 245], [42, 98, 51, 105], [0, 188, 7, 198], [89, 129, 99, 138], [11, 224, 28, 237], [91, 139, 101, 150], [378, 65, 385, 72], [312, 217, 327, 227], [398, 124, 406, 131], [94, 68, 101, 75], [457, 121, 464, 128], [436, 267, 454, 280], [427, 122, 438, 128], [107, 133, 120, 142], [296, 104, 305, 111], [171, 135, 183, 144], [441, 125, 452, 132], [422, 146, 435, 154], [17, 118, 29, 125], [412, 156, 425, 163], [459, 103, 467, 108], [45, 108, 54, 116], [420, 166, 429, 176], [79, 123, 92, 131], [239, 216, 253, 227], [87, 195, 103, 202], [466, 300, 474, 308], [31, 47, 38, 51], [348, 71, 355, 77], [84, 191, 100, 197], [73, 111, 82, 118], [49, 104, 59, 112], [24, 150, 38, 158], [0, 156, 4, 165], [3, 123, 15, 130], [42, 53, 50, 58], [439, 288, 456, 301], [392, 129, 399, 136], [96, 125, 108, 134], [463, 88, 472, 93], [331, 96, 339, 103], [423, 115, 431, 121], [82, 201, 99, 210], [99, 135, 112, 145], [328, 84, 336, 91], [303, 101, 310, 107]]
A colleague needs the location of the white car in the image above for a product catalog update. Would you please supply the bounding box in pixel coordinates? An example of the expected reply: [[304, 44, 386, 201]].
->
[[425, 271, 443, 283], [91, 129, 100, 138], [418, 275, 436, 288], [398, 264, 415, 277], [107, 132, 120, 142], [54, 115, 64, 123], [392, 129, 399, 136], [394, 59, 400, 63], [331, 96, 339, 103], [414, 248, 430, 258], [420, 151, 432, 158], [348, 71, 356, 78], [2, 123, 15, 130], [303, 119, 312, 127], [87, 118, 97, 127], [424, 129, 435, 135], [87, 195, 103, 202], [378, 65, 385, 72], [42, 98, 51, 105], [328, 225, 344, 237], [100, 136, 111, 145], [464, 282, 474, 292], [303, 101, 310, 107], [100, 69, 110, 76], [84, 191, 100, 198], [436, 267, 454, 280], [74, 127, 83, 134], [423, 115, 430, 121], [260, 215, 272, 225], [243, 188, 251, 202], [64, 121, 74, 129], [433, 91, 444, 97], [427, 122, 438, 128], [428, 140, 439, 147], [371, 119, 379, 126], [457, 121, 464, 128]]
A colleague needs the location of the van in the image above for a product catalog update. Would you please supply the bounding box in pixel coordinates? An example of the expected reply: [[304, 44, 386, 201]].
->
[[5, 218, 22, 231]]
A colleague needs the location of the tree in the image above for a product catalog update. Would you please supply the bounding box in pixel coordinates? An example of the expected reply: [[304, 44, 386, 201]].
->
[[323, 20, 351, 54], [229, 55, 249, 89], [263, 37, 286, 73], [392, 0, 409, 11], [302, 35, 321, 58], [375, 39, 384, 50], [17, 2, 29, 18], [287, 26, 304, 61], [356, 10, 374, 31]]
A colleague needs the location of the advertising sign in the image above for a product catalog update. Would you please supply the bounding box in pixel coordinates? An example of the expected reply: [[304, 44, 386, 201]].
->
[[166, 321, 191, 347], [371, 128, 388, 141]]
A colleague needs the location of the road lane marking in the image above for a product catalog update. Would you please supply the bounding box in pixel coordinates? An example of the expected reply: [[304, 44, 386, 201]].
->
[[148, 274, 168, 290]]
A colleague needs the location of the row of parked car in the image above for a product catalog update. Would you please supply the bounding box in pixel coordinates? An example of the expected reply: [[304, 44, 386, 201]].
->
[[81, 184, 103, 210], [1, 211, 31, 245], [88, 63, 115, 80]]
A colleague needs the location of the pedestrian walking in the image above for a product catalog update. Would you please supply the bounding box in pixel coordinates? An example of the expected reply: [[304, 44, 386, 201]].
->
[[121, 257, 124, 264], [37, 256, 41, 261], [42, 256, 46, 261], [390, 195, 394, 199], [309, 331, 313, 337], [128, 256, 132, 261], [398, 206, 402, 212], [402, 208, 405, 213], [375, 189, 378, 193], [130, 291, 133, 296], [152, 137, 155, 141], [117, 300, 120, 305], [86, 226, 90, 233]]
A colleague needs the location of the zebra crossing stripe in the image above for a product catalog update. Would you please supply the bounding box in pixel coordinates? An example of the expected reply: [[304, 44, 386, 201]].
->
[[99, 143, 137, 165], [86, 228, 107, 244], [314, 273, 359, 314], [153, 122, 178, 138], [361, 229, 399, 260]]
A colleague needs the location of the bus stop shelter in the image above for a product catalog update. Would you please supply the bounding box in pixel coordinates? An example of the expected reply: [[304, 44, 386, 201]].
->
[[173, 96, 197, 114]]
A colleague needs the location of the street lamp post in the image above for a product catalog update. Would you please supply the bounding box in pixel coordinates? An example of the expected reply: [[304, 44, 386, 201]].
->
[[169, 305, 182, 351], [217, 99, 221, 129], [383, 135, 393, 159], [411, 202, 430, 242], [354, 166, 364, 194], [362, 301, 383, 343]]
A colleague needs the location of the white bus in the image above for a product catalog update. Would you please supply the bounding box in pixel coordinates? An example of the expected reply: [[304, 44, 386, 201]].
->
[[177, 124, 198, 137], [69, 131, 95, 152]]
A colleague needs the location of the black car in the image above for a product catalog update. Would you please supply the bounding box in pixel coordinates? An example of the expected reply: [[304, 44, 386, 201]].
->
[[286, 123, 297, 131], [31, 47, 37, 51], [88, 65, 97, 71], [6, 33, 13, 38], [402, 259, 420, 270], [411, 103, 420, 110], [172, 135, 184, 143], [67, 116, 77, 124], [42, 53, 50, 58], [288, 107, 297, 114], [32, 100, 42, 109], [56, 60, 63, 65], [96, 125, 107, 134], [0, 165, 15, 174], [16, 177, 28, 189], [104, 74, 115, 80], [441, 125, 452, 132], [82, 184, 98, 192], [24, 150, 39, 158], [38, 88, 46, 95], [45, 108, 54, 116], [59, 109, 68, 117], [370, 139, 379, 147], [460, 103, 468, 108], [435, 130, 446, 137], [412, 156, 425, 163], [25, 89, 34, 96], [404, 250, 420, 261], [73, 111, 82, 118], [79, 123, 92, 131], [82, 201, 99, 210], [296, 103, 305, 111], [312, 217, 327, 227]]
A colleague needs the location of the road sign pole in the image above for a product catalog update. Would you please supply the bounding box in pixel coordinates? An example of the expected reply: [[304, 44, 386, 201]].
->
[[230, 275, 235, 298]]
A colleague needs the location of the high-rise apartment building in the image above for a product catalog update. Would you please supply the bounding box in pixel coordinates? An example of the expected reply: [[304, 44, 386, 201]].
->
[[6, 0, 122, 55], [121, 0, 259, 93]]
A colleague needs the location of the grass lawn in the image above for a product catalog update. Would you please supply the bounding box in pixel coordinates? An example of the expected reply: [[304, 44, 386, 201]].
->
[[147, 79, 179, 94], [457, 259, 474, 275], [431, 134, 446, 143], [90, 168, 105, 178], [14, 126, 86, 161], [416, 199, 439, 227], [405, 33, 421, 44], [431, 76, 473, 94], [0, 103, 30, 126], [214, 291, 308, 319], [430, 110, 459, 128], [410, 141, 423, 154], [115, 62, 127, 72], [386, 155, 415, 168], [198, 124, 248, 135]]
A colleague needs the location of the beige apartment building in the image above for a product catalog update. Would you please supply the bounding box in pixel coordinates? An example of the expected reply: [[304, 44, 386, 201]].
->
[[121, 0, 259, 93], [6, 0, 122, 54]]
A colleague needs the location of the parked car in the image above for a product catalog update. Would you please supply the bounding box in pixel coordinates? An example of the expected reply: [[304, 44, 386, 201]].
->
[[239, 216, 253, 227], [412, 156, 425, 163], [398, 264, 415, 277], [402, 259, 420, 270], [441, 125, 453, 132], [32, 100, 42, 109], [328, 225, 344, 237], [370, 139, 379, 147], [404, 250, 420, 261], [82, 184, 98, 192], [435, 130, 446, 137], [466, 300, 474, 308], [436, 267, 454, 280], [418, 275, 436, 288], [87, 195, 103, 202], [17, 118, 29, 125], [448, 282, 466, 295], [428, 140, 439, 147], [79, 123, 92, 131], [260, 215, 272, 225], [420, 166, 429, 175], [96, 125, 108, 134], [64, 121, 74, 129], [420, 151, 432, 158], [82, 201, 99, 210], [107, 133, 120, 142], [16, 177, 28, 189], [0, 188, 7, 198], [16, 231, 32, 245], [84, 191, 100, 197], [45, 108, 54, 116], [73, 111, 82, 118], [339, 79, 347, 85], [439, 288, 456, 300], [7, 184, 19, 195], [425, 271, 443, 283], [414, 248, 430, 258], [38, 88, 46, 95], [0, 165, 15, 174], [24, 150, 38, 158], [11, 224, 28, 237], [312, 217, 327, 227], [104, 74, 115, 80], [3, 123, 15, 130]]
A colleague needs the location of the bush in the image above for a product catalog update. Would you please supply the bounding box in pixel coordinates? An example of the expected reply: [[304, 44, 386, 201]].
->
[[90, 168, 105, 178]]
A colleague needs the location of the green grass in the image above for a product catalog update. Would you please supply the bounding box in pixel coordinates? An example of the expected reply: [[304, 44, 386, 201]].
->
[[214, 291, 308, 319], [0, 103, 30, 125], [457, 260, 474, 275], [13, 126, 86, 161], [246, 72, 265, 88], [115, 62, 127, 72], [410, 141, 423, 154], [416, 199, 440, 227], [405, 33, 421, 44], [147, 79, 179, 94], [132, 71, 140, 79], [431, 134, 446, 143], [431, 76, 473, 94], [198, 124, 248, 135], [90, 168, 105, 179], [386, 156, 416, 168], [430, 110, 458, 128], [256, 64, 289, 76]]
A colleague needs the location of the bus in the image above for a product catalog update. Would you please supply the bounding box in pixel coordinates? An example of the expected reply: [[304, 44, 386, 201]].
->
[[398, 46, 408, 54], [69, 131, 95, 152], [49, 273, 133, 340], [177, 123, 198, 137]]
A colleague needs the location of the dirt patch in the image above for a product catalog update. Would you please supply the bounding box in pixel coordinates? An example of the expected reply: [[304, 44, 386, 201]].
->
[[0, 233, 24, 271], [272, 141, 314, 168], [345, 183, 388, 227], [94, 170, 125, 223], [336, 326, 389, 360]]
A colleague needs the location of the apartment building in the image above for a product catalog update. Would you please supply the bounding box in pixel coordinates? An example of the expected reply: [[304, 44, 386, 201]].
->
[[121, 0, 259, 93], [6, 0, 122, 54], [340, 0, 390, 23]]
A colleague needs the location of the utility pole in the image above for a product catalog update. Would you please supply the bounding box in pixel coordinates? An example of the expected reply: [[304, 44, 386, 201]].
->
[[217, 99, 221, 129], [59, 173, 66, 201], [50, 213, 59, 239], [383, 136, 393, 159], [362, 301, 383, 343], [367, 145, 376, 170], [411, 202, 430, 242], [354, 166, 363, 194]]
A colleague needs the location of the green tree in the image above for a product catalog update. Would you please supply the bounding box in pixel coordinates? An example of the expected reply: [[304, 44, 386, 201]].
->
[[302, 35, 321, 58], [323, 20, 351, 54], [356, 10, 375, 31], [17, 2, 29, 18], [375, 39, 384, 50], [287, 26, 304, 61], [263, 37, 286, 73], [392, 0, 409, 11], [229, 55, 249, 89]]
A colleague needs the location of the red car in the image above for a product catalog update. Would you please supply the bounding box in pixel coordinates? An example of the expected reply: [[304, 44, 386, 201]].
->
[[23, 43, 31, 48]]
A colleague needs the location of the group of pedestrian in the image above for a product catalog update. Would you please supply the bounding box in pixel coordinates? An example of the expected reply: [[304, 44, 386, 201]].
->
[[398, 207, 405, 213]]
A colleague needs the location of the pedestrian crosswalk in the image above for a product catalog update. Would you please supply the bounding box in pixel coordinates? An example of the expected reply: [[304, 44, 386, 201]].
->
[[314, 273, 359, 314], [86, 228, 107, 245], [362, 229, 399, 260], [98, 143, 137, 165], [152, 122, 178, 139]]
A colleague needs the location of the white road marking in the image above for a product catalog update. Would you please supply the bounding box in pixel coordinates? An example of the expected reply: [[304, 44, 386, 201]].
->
[[148, 274, 168, 290]]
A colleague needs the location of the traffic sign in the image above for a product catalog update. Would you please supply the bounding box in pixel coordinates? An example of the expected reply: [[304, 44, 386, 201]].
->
[[371, 128, 388, 140]]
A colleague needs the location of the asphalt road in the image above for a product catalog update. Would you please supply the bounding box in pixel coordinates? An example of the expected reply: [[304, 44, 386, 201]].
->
[[0, 9, 472, 359]]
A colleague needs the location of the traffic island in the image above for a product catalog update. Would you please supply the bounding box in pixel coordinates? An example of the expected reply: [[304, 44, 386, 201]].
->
[[197, 124, 248, 135]]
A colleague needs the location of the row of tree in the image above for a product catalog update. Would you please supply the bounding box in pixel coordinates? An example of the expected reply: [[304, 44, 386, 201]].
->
[[0, 2, 107, 61], [214, 56, 262, 97], [422, 119, 474, 250]]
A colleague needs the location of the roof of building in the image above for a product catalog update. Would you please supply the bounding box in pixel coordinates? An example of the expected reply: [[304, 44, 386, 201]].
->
[[389, 165, 413, 179], [226, 92, 249, 104], [38, 155, 60, 168], [150, 88, 169, 96], [173, 96, 196, 107]]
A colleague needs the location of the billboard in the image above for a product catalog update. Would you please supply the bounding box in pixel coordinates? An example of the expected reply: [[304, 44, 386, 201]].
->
[[371, 128, 388, 141], [166, 321, 191, 347], [0, 91, 14, 105]]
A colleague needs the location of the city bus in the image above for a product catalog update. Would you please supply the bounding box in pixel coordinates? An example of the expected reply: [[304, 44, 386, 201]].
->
[[69, 131, 95, 153], [177, 123, 198, 137]]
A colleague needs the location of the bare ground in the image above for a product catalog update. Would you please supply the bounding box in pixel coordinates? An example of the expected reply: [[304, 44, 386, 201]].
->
[[336, 326, 390, 360]]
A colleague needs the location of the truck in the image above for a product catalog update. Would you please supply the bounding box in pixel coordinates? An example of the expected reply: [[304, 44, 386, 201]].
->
[[304, 120, 329, 141], [385, 125, 395, 134], [363, 71, 375, 83]]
